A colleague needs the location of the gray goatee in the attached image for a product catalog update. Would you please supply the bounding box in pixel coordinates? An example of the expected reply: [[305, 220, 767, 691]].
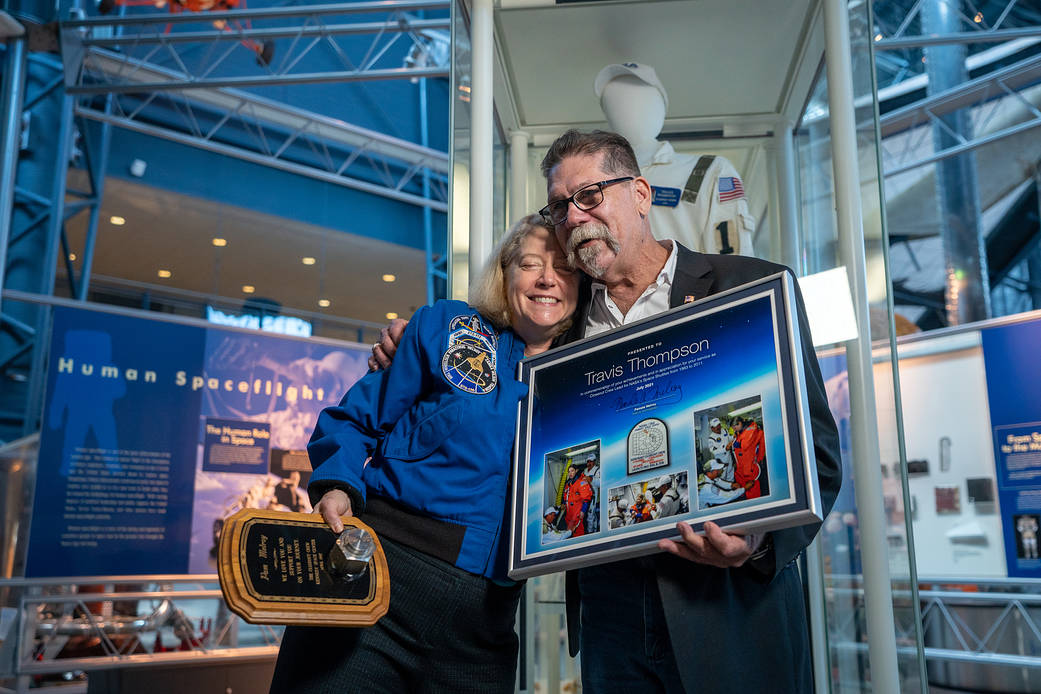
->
[[566, 223, 620, 279]]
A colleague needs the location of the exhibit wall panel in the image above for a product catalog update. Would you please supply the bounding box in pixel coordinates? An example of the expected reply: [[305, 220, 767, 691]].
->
[[874, 335, 1005, 580], [5, 297, 369, 580]]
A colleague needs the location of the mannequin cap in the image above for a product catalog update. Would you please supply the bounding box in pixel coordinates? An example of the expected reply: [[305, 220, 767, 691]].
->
[[594, 62, 668, 110]]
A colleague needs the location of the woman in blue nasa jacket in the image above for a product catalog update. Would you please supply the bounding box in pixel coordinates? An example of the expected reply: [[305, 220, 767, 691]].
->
[[269, 215, 578, 694]]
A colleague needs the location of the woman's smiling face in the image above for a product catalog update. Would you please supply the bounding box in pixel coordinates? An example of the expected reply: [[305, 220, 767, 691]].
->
[[505, 226, 578, 345]]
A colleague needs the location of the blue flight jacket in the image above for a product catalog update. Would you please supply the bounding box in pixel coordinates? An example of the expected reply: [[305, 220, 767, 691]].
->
[[307, 300, 529, 580]]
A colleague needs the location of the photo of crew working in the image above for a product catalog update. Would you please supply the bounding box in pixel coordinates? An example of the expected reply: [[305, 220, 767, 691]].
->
[[607, 471, 690, 527]]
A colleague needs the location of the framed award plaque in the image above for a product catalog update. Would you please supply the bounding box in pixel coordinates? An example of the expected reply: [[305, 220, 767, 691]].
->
[[508, 272, 823, 579], [218, 509, 390, 626]]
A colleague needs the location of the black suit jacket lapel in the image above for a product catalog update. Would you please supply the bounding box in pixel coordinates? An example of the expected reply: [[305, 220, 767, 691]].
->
[[559, 274, 593, 344], [669, 243, 715, 308]]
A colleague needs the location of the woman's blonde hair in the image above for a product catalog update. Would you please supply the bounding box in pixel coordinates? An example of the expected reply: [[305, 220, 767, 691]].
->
[[469, 214, 570, 334]]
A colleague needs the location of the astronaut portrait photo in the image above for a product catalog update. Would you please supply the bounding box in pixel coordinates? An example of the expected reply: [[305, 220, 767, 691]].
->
[[607, 471, 689, 528], [693, 396, 769, 509], [542, 441, 602, 543], [1014, 514, 1041, 560]]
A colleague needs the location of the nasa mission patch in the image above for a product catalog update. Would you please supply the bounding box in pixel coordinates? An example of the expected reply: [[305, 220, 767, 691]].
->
[[441, 314, 497, 394]]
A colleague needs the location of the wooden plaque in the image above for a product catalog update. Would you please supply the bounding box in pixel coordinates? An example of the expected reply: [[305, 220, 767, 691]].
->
[[218, 509, 390, 627]]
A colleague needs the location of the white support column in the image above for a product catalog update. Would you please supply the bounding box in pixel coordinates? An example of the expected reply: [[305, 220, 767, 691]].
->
[[469, 0, 494, 283], [509, 130, 530, 223], [773, 120, 802, 271], [823, 0, 901, 691], [805, 538, 830, 694], [766, 144, 783, 262]]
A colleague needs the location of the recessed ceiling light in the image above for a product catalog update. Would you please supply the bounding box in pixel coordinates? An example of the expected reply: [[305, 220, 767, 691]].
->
[[212, 238, 227, 247], [318, 298, 331, 308], [302, 257, 316, 266], [382, 274, 396, 283], [242, 285, 255, 294], [157, 269, 172, 278], [68, 253, 77, 261], [386, 312, 398, 320], [110, 215, 126, 225]]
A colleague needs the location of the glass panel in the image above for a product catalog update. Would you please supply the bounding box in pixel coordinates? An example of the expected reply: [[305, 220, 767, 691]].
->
[[867, 1, 1041, 691], [796, 2, 927, 691]]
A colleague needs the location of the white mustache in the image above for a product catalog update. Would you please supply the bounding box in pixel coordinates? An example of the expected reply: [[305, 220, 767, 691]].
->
[[566, 223, 619, 261]]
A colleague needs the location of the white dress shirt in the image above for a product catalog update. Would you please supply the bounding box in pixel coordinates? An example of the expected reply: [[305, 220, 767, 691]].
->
[[585, 240, 678, 337]]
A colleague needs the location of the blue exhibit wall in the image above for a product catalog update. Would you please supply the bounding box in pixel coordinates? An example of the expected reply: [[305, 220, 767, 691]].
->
[[980, 319, 1041, 579], [26, 302, 370, 578]]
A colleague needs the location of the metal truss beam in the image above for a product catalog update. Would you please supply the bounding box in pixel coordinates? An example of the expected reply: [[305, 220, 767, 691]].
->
[[73, 48, 449, 211], [879, 52, 1041, 137], [828, 576, 1041, 672], [70, 65, 447, 93], [83, 18, 450, 48], [879, 52, 1041, 177], [64, 1, 450, 28], [6, 576, 281, 676], [874, 0, 1040, 49], [61, 2, 450, 94], [877, 25, 1041, 50]]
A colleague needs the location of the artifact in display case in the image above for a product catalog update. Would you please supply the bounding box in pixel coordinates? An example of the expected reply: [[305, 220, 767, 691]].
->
[[966, 477, 995, 504], [934, 485, 961, 514], [906, 458, 929, 475], [218, 509, 389, 626], [1014, 514, 1040, 559], [508, 273, 823, 578], [595, 62, 756, 257]]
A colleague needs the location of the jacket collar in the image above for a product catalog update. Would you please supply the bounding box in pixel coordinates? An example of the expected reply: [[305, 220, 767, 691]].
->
[[668, 242, 715, 307]]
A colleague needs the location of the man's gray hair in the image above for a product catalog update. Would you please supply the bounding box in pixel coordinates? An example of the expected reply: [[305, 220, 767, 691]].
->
[[539, 129, 641, 182]]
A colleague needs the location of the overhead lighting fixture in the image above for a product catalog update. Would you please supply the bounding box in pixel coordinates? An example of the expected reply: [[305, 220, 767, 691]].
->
[[212, 238, 227, 247], [110, 215, 126, 225], [874, 33, 882, 42], [302, 257, 317, 266], [382, 274, 396, 283], [242, 285, 255, 294], [157, 269, 172, 279], [68, 253, 77, 261], [974, 11, 983, 23], [318, 299, 331, 308], [386, 312, 398, 320]]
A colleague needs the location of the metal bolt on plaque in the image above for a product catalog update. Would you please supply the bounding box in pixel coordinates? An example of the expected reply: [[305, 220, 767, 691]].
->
[[218, 509, 390, 627], [329, 527, 376, 581]]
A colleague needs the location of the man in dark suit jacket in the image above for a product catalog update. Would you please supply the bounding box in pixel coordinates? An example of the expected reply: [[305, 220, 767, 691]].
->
[[539, 129, 841, 694]]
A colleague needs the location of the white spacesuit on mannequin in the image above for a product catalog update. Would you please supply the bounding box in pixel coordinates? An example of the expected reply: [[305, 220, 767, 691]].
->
[[595, 62, 756, 257]]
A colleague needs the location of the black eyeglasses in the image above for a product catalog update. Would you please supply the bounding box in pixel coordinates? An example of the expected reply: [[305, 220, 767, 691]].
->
[[539, 177, 633, 226]]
